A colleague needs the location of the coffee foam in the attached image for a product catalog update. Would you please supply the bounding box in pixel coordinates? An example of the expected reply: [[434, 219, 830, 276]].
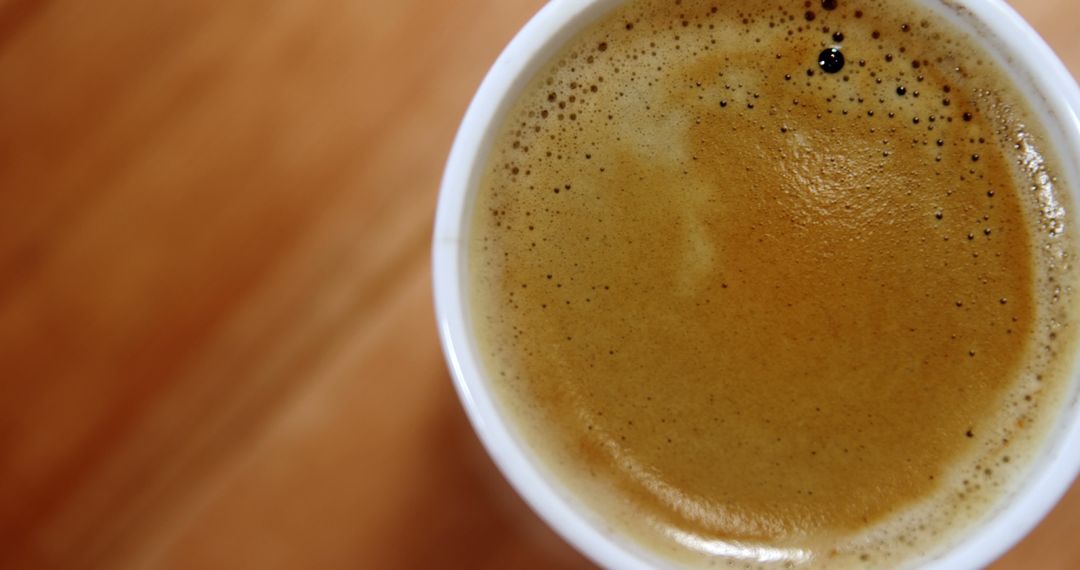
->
[[469, 0, 1080, 567]]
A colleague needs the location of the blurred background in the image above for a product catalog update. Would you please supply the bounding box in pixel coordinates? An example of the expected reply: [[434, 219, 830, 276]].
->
[[0, 0, 1078, 568]]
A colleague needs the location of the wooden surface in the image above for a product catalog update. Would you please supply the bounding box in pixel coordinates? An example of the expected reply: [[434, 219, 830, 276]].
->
[[0, 0, 1078, 568]]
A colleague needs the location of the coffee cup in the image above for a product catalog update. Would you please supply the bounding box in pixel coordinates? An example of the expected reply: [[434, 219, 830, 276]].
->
[[433, 1, 1080, 567]]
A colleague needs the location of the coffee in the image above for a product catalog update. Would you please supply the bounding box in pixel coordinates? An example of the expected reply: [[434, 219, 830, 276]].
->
[[469, 0, 1079, 567]]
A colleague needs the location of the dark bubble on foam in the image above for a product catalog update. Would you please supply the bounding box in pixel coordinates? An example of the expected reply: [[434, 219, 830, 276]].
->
[[817, 48, 845, 73], [473, 0, 1079, 568]]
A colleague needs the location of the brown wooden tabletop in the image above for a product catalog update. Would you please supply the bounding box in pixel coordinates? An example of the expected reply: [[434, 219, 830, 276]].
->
[[0, 0, 1078, 568]]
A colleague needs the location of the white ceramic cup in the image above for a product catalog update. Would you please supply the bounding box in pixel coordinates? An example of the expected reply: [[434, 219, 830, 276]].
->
[[432, 1, 1080, 567]]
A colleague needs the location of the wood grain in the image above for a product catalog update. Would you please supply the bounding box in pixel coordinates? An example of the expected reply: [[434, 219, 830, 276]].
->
[[0, 1, 1076, 568]]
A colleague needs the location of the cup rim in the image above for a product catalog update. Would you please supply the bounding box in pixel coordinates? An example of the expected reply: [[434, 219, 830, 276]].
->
[[432, 1, 1080, 568]]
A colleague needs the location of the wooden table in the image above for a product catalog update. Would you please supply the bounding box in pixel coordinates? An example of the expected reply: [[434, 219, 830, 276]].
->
[[0, 1, 1077, 568]]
